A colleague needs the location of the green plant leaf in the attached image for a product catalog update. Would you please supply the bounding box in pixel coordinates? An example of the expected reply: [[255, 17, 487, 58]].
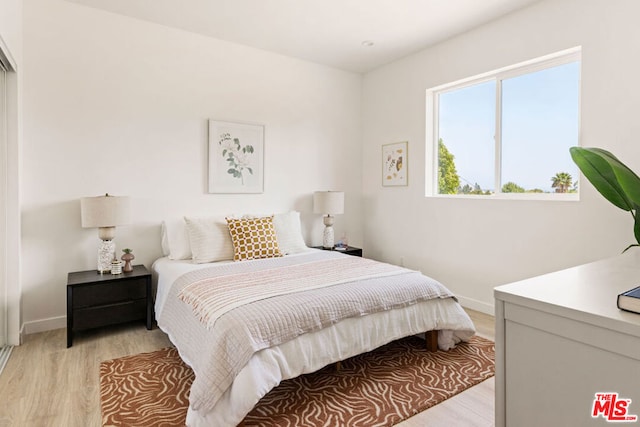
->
[[570, 147, 633, 211], [588, 148, 640, 207], [634, 205, 640, 246]]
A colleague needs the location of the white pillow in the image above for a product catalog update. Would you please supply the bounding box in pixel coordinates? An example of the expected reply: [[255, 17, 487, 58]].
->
[[184, 216, 235, 263], [161, 219, 192, 260], [272, 211, 309, 255]]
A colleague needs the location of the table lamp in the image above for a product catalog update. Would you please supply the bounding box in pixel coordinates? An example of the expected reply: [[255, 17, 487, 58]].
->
[[313, 191, 344, 249], [81, 193, 131, 273]]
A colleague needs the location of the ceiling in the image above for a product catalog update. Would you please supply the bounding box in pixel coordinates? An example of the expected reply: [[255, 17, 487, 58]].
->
[[64, 0, 541, 73]]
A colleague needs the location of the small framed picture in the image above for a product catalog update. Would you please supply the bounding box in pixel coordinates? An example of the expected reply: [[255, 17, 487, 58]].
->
[[382, 141, 408, 187], [208, 120, 265, 193]]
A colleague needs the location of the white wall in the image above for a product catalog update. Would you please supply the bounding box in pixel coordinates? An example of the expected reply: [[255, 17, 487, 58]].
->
[[0, 0, 21, 63], [21, 0, 363, 332], [21, 0, 640, 332], [362, 0, 640, 313]]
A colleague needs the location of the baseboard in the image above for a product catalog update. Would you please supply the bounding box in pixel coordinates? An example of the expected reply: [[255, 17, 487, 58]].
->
[[456, 295, 494, 316], [23, 315, 66, 335]]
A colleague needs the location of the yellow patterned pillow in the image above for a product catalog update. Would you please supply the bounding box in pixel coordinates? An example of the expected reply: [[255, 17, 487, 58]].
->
[[226, 216, 283, 261]]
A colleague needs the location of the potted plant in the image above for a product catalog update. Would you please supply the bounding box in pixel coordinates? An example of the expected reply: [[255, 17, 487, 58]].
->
[[121, 248, 135, 272], [570, 146, 640, 251]]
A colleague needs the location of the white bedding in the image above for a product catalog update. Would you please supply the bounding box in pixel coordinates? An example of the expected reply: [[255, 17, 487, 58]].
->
[[153, 250, 476, 427]]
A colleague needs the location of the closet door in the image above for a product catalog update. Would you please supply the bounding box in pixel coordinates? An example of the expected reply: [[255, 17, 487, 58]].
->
[[0, 63, 6, 347]]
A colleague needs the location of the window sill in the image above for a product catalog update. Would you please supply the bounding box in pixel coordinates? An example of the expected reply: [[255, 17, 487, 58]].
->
[[427, 193, 579, 202]]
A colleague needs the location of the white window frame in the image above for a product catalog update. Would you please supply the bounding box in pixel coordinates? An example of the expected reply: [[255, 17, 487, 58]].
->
[[426, 46, 581, 200]]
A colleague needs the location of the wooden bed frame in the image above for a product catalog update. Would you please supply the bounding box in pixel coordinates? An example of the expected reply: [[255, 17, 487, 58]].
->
[[425, 329, 438, 352]]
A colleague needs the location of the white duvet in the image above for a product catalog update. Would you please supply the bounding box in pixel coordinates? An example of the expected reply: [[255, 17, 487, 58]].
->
[[153, 250, 476, 427]]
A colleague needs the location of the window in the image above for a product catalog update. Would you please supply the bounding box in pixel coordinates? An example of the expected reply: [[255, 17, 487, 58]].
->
[[427, 47, 581, 199]]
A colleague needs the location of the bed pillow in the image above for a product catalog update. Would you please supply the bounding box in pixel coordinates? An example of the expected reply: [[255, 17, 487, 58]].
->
[[161, 222, 170, 256], [272, 211, 309, 255], [161, 219, 192, 260], [184, 216, 235, 263], [226, 216, 283, 261]]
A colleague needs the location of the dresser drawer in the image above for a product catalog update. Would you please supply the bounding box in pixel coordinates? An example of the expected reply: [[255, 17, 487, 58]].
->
[[72, 278, 147, 308]]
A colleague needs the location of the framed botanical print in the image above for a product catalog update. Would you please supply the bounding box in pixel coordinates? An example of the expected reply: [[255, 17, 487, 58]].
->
[[208, 120, 264, 193], [382, 141, 408, 186]]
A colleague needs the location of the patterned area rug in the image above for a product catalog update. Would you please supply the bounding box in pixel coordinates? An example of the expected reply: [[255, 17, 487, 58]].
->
[[100, 335, 494, 427]]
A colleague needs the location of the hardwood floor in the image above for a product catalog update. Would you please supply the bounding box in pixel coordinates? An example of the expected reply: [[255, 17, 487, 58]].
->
[[397, 309, 496, 427], [0, 309, 494, 427], [0, 324, 172, 427]]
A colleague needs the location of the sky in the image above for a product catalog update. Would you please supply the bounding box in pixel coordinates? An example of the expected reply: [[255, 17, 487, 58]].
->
[[438, 61, 580, 193]]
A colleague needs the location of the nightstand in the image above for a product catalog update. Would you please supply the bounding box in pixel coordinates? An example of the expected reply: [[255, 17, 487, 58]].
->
[[313, 246, 363, 257], [66, 265, 153, 348]]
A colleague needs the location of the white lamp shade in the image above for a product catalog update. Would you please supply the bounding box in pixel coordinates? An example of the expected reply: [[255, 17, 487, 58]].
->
[[81, 194, 131, 228], [313, 191, 344, 215]]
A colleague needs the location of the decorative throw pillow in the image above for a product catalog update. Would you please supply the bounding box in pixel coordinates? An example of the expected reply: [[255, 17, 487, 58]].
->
[[272, 211, 309, 254], [226, 216, 283, 261], [184, 216, 235, 263]]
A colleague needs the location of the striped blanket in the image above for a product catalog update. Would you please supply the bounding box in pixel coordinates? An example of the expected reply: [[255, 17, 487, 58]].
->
[[179, 256, 412, 329], [161, 251, 456, 414]]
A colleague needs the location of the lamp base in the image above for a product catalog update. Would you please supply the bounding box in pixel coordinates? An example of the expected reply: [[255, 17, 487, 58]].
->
[[97, 239, 115, 273], [322, 220, 335, 249]]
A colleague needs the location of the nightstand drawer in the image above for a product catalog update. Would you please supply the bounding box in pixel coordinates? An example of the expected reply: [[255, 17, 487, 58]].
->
[[73, 278, 147, 308], [73, 299, 147, 330]]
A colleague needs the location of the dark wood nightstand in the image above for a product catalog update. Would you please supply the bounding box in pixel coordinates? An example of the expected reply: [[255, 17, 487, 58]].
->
[[312, 246, 363, 257], [66, 265, 153, 348]]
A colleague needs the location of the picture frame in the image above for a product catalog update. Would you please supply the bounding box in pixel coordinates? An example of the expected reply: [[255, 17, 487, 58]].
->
[[208, 120, 264, 194], [382, 141, 408, 186]]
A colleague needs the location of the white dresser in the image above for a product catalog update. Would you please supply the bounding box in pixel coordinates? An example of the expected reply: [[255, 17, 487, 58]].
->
[[494, 249, 640, 427]]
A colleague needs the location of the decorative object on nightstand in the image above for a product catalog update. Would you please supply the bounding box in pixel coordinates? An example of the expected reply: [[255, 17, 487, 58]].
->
[[121, 248, 135, 273], [66, 264, 152, 347], [110, 260, 122, 275], [313, 190, 344, 249], [80, 193, 131, 274], [335, 233, 348, 249]]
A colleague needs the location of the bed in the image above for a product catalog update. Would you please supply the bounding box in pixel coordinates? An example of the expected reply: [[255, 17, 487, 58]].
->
[[153, 213, 476, 426]]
